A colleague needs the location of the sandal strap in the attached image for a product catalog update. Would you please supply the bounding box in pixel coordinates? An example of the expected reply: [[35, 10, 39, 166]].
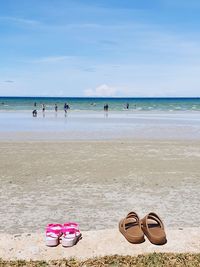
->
[[46, 232, 59, 238], [62, 228, 76, 234], [47, 223, 62, 227], [142, 212, 164, 229], [126, 212, 139, 222], [46, 228, 61, 235], [63, 222, 79, 229], [122, 211, 140, 231], [46, 223, 62, 235]]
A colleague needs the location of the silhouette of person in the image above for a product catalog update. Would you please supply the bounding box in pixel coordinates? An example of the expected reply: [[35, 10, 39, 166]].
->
[[32, 109, 37, 117]]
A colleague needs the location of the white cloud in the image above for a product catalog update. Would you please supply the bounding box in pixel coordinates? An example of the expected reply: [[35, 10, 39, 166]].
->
[[0, 16, 40, 26], [84, 84, 118, 97], [32, 56, 74, 63]]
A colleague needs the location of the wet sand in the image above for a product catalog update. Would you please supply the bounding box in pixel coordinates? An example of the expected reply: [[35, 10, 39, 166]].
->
[[0, 140, 200, 234], [1, 111, 200, 141]]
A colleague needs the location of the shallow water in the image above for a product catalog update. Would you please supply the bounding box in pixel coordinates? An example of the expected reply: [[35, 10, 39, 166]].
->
[[1, 110, 200, 140]]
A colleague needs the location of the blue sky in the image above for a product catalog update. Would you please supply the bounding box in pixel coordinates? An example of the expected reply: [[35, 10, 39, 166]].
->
[[1, 0, 200, 97]]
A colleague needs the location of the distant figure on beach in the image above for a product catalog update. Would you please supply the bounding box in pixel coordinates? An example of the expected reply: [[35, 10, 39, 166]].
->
[[64, 103, 67, 113], [104, 103, 109, 112], [32, 109, 37, 117], [64, 103, 69, 116], [34, 102, 37, 107], [55, 104, 58, 112], [42, 103, 45, 112], [104, 104, 108, 118], [42, 104, 45, 117], [126, 103, 129, 109]]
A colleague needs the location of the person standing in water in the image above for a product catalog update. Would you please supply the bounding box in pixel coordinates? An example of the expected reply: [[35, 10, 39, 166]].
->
[[64, 103, 68, 116], [126, 103, 129, 109], [104, 103, 108, 111], [42, 103, 45, 117], [42, 103, 45, 112], [55, 103, 58, 112], [104, 103, 109, 117]]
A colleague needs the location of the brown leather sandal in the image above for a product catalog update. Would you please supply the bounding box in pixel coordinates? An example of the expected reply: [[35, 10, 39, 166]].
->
[[141, 212, 167, 245], [119, 212, 145, 244]]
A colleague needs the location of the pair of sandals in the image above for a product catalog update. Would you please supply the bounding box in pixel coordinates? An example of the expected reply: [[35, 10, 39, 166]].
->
[[45, 222, 81, 247], [119, 212, 167, 245]]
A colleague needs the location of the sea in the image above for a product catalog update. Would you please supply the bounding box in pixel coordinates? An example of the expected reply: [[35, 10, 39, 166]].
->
[[1, 97, 200, 111], [1, 97, 200, 140]]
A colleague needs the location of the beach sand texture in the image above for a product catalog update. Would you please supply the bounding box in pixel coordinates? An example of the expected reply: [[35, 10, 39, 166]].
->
[[0, 140, 200, 235], [1, 228, 200, 260]]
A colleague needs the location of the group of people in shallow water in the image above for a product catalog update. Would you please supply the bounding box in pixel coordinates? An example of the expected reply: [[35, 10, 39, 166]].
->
[[32, 102, 70, 117], [32, 102, 131, 117]]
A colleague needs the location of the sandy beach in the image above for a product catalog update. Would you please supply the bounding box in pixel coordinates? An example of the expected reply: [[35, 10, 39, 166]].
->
[[2, 0, 200, 263], [1, 140, 200, 233], [1, 112, 200, 260]]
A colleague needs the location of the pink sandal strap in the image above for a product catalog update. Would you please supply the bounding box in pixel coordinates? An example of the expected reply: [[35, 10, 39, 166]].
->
[[62, 228, 76, 234], [47, 223, 62, 229], [63, 222, 79, 226], [63, 222, 79, 229], [46, 223, 62, 236]]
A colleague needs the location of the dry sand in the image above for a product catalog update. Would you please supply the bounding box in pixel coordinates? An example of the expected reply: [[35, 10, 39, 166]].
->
[[0, 140, 200, 259], [1, 140, 200, 233]]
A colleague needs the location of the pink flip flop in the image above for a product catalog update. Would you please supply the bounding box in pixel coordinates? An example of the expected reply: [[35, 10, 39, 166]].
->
[[63, 222, 81, 238], [45, 223, 62, 247], [61, 222, 81, 247]]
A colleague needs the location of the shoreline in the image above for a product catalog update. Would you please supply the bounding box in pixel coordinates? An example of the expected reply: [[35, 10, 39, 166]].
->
[[1, 227, 200, 260], [0, 132, 199, 142], [1, 110, 200, 141]]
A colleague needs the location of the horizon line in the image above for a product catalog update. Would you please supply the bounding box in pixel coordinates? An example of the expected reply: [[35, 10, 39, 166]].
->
[[1, 96, 200, 99]]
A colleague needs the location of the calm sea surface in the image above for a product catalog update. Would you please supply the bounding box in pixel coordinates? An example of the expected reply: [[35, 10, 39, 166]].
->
[[1, 97, 200, 140], [1, 97, 200, 111]]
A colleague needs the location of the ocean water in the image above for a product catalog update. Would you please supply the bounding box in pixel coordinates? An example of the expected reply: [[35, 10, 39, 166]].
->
[[1, 97, 200, 111], [1, 97, 200, 140]]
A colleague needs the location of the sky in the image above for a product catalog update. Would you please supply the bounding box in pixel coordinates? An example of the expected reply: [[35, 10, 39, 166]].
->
[[1, 0, 200, 97]]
